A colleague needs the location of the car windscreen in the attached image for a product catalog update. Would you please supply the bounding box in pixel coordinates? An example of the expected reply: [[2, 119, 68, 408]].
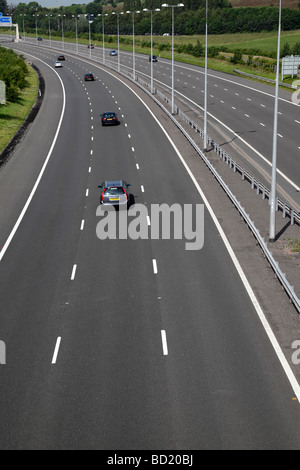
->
[[103, 113, 116, 118], [105, 187, 125, 196]]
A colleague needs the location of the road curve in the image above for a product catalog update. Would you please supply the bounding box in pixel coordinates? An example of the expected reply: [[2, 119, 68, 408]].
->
[[0, 40, 299, 449]]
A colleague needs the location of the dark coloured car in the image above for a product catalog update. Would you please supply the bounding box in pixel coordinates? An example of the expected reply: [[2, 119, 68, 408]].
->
[[149, 55, 158, 62], [87, 44, 94, 49], [37, 37, 43, 41], [98, 180, 132, 207], [57, 55, 65, 61], [84, 73, 95, 81], [109, 50, 117, 56], [100, 112, 119, 126]]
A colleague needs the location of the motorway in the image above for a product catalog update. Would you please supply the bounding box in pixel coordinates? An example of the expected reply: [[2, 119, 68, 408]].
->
[[0, 38, 300, 449], [18, 35, 300, 210]]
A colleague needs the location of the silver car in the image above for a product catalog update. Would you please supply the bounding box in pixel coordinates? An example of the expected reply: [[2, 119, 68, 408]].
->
[[98, 180, 132, 207]]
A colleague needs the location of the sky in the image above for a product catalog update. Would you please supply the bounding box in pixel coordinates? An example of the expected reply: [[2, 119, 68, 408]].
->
[[14, 0, 87, 7]]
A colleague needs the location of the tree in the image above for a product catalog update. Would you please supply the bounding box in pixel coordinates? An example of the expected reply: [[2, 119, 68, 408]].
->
[[0, 0, 8, 14], [281, 42, 291, 58]]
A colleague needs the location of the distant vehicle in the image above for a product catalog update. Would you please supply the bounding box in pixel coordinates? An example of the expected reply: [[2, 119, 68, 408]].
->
[[163, 33, 169, 36], [109, 50, 117, 56], [149, 55, 158, 62], [100, 112, 119, 126], [57, 55, 65, 61], [98, 180, 132, 207], [87, 44, 94, 49], [37, 37, 43, 41], [54, 61, 63, 68], [84, 73, 95, 81]]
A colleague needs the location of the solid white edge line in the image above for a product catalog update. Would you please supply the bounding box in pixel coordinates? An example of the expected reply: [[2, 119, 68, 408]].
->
[[51, 336, 61, 364], [0, 53, 66, 263], [97, 72, 300, 402], [161, 330, 168, 356]]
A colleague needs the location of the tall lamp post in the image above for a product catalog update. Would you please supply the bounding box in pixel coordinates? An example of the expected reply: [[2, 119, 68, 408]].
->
[[58, 14, 65, 50], [112, 11, 124, 72], [269, 0, 282, 242], [85, 13, 94, 59], [46, 14, 52, 47], [98, 13, 108, 65], [161, 3, 184, 114], [204, 0, 208, 151], [143, 7, 160, 94], [20, 14, 26, 41], [126, 10, 141, 81], [33, 14, 39, 40], [72, 14, 79, 54]]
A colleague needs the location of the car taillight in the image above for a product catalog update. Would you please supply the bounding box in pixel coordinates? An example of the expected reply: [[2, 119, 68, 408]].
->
[[101, 189, 105, 202], [122, 188, 127, 200]]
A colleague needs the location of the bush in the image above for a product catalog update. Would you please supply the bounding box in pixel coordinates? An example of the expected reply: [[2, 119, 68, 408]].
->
[[230, 49, 243, 64], [0, 47, 29, 103]]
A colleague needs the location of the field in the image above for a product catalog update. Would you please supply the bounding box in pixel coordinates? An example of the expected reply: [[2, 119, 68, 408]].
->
[[135, 29, 300, 56]]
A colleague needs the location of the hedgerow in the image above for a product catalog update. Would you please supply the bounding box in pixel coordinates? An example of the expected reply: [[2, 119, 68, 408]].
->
[[0, 47, 28, 103]]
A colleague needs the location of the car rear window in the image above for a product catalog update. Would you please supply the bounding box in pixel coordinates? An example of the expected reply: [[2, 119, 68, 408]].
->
[[105, 187, 124, 196], [103, 113, 116, 118]]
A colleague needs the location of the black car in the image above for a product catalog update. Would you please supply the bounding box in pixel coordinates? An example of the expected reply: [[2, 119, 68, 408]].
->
[[57, 55, 65, 61], [87, 44, 94, 49], [149, 55, 157, 62], [100, 112, 119, 126], [84, 73, 95, 81], [98, 180, 132, 207], [37, 37, 43, 41]]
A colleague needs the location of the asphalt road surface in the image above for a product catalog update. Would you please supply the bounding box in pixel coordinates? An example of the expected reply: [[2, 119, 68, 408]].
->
[[21, 35, 300, 208], [0, 39, 300, 449]]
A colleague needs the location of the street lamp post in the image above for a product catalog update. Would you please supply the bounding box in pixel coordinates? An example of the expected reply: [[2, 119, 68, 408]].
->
[[72, 15, 79, 54], [143, 8, 160, 94], [126, 10, 141, 81], [112, 11, 124, 72], [269, 0, 282, 242], [58, 14, 65, 50], [86, 14, 94, 59], [33, 14, 39, 40], [20, 14, 26, 41], [98, 13, 108, 65], [161, 3, 184, 114], [46, 14, 52, 47], [203, 0, 208, 151]]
